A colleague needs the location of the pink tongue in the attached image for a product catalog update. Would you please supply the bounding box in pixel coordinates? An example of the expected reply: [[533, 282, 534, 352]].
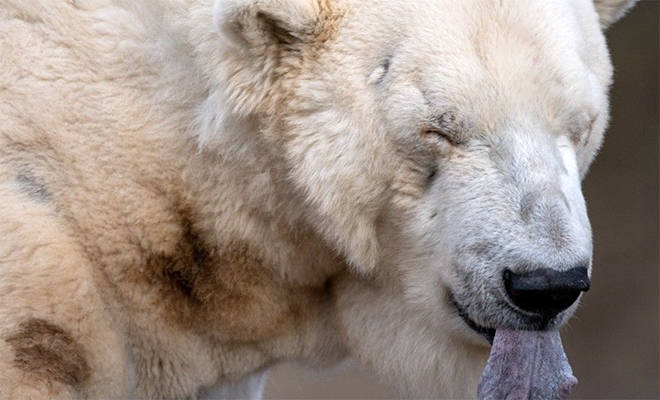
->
[[477, 329, 577, 400]]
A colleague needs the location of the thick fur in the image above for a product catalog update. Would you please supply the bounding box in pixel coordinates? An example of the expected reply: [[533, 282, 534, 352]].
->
[[0, 0, 636, 398]]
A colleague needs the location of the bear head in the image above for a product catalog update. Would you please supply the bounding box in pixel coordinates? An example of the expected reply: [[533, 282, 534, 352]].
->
[[197, 0, 637, 395]]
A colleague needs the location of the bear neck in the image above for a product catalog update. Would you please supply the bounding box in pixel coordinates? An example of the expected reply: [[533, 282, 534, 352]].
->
[[141, 0, 354, 368]]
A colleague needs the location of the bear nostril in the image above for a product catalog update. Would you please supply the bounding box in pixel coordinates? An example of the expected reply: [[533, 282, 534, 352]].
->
[[503, 266, 590, 316]]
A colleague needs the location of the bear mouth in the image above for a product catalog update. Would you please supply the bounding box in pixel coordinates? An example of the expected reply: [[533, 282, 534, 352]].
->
[[451, 295, 496, 345]]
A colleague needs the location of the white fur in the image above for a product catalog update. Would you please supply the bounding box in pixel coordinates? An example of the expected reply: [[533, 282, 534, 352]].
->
[[0, 0, 638, 398]]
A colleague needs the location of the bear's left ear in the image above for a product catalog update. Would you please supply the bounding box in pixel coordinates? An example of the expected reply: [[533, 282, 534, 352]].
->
[[214, 0, 323, 51], [204, 0, 332, 118], [593, 0, 639, 29]]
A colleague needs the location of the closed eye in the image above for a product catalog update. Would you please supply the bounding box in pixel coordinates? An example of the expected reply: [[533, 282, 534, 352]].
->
[[423, 127, 460, 146], [424, 111, 467, 146], [570, 111, 598, 147]]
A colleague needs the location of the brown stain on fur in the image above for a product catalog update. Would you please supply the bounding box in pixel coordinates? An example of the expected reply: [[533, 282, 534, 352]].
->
[[148, 210, 302, 342], [6, 319, 91, 387]]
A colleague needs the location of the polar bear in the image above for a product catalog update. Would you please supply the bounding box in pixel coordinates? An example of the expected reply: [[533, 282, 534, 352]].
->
[[0, 0, 637, 398]]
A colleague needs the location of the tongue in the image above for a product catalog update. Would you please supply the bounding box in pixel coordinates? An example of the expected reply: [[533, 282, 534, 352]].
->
[[477, 329, 577, 400]]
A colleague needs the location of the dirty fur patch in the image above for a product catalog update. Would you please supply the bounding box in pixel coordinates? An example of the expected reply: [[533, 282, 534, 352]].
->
[[147, 214, 303, 341], [6, 319, 91, 387], [16, 170, 52, 203]]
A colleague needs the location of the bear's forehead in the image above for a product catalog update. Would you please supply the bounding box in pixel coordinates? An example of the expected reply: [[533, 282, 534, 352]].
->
[[326, 0, 607, 134], [339, 0, 595, 81]]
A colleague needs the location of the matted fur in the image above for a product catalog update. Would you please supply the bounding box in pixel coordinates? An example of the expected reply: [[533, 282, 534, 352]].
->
[[0, 0, 637, 398]]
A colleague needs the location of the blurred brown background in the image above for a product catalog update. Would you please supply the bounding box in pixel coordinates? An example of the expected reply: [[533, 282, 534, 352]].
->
[[266, 2, 660, 399]]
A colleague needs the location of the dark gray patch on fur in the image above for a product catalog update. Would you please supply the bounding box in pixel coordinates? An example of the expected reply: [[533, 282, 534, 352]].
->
[[376, 57, 391, 84], [16, 171, 52, 203]]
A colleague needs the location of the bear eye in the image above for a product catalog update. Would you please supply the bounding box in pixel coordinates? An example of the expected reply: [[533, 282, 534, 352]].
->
[[424, 112, 465, 146], [423, 127, 459, 146]]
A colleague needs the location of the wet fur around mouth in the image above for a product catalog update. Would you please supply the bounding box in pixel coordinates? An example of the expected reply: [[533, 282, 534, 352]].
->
[[450, 295, 495, 345], [451, 291, 565, 343]]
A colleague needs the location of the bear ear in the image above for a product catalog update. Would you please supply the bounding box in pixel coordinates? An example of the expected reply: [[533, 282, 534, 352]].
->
[[214, 0, 322, 50], [593, 0, 639, 29]]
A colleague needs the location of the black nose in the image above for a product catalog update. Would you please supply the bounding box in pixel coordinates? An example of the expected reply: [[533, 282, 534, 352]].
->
[[504, 266, 590, 316]]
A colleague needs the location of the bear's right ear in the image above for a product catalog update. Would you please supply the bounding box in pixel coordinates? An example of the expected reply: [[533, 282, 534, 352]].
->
[[214, 0, 323, 51], [593, 0, 639, 29]]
